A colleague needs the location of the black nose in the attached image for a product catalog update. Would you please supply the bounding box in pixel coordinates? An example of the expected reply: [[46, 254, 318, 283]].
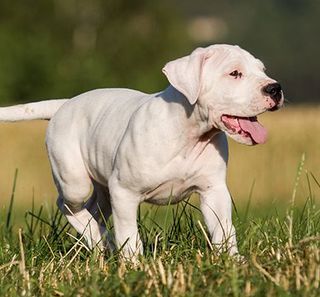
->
[[263, 83, 282, 102]]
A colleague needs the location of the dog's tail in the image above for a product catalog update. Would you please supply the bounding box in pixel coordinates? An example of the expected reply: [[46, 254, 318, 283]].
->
[[0, 99, 68, 122]]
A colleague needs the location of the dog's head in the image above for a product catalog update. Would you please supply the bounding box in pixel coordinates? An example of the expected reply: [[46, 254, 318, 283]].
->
[[162, 44, 284, 145]]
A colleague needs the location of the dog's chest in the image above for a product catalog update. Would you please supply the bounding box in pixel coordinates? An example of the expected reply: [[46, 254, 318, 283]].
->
[[140, 157, 209, 205], [131, 135, 225, 206]]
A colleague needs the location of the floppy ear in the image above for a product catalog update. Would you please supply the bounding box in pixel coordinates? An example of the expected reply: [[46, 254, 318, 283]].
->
[[162, 47, 209, 105]]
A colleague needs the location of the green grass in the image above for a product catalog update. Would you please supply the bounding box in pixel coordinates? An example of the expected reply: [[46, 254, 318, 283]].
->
[[0, 175, 320, 296]]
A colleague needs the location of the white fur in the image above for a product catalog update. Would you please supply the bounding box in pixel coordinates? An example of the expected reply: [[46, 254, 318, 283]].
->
[[0, 44, 283, 258]]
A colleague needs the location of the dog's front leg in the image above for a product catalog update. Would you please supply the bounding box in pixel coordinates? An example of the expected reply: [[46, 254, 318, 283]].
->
[[199, 184, 238, 255], [109, 177, 143, 260]]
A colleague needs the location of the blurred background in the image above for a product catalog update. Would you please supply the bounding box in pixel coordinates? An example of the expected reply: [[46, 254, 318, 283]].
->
[[0, 0, 319, 212]]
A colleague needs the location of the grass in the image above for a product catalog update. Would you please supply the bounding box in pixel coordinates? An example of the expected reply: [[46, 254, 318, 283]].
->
[[0, 171, 319, 296]]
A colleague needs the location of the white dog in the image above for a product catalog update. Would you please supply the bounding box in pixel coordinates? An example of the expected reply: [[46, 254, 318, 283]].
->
[[0, 44, 283, 258]]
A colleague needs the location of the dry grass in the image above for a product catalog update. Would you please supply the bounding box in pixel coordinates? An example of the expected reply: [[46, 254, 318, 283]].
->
[[0, 194, 319, 296], [228, 106, 320, 206], [0, 121, 56, 208], [0, 106, 319, 210]]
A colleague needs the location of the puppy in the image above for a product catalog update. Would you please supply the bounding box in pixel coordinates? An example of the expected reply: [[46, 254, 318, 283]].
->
[[0, 44, 283, 258]]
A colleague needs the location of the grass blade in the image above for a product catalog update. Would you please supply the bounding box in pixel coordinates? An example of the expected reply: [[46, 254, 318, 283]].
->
[[5, 169, 18, 231]]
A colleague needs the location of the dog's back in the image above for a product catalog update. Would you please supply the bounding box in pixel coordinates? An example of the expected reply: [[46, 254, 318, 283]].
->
[[46, 88, 151, 184]]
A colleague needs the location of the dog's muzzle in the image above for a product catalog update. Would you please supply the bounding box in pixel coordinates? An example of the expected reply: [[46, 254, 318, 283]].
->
[[262, 82, 283, 111]]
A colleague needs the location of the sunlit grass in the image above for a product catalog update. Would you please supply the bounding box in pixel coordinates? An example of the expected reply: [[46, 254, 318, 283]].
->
[[0, 183, 319, 296]]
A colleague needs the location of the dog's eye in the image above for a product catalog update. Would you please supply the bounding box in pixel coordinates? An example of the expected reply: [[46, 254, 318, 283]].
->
[[229, 70, 242, 79]]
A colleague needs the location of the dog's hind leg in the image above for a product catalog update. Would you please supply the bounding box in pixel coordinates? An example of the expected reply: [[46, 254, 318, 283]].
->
[[56, 195, 106, 249], [50, 149, 106, 250], [85, 180, 112, 225], [84, 181, 115, 250]]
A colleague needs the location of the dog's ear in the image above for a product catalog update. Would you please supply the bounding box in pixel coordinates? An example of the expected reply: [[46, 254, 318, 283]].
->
[[162, 47, 209, 105]]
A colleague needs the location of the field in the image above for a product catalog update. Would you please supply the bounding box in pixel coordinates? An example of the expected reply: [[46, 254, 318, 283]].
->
[[0, 106, 320, 296]]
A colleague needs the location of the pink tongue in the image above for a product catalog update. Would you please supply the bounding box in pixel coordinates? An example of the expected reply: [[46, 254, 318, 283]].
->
[[238, 118, 267, 144]]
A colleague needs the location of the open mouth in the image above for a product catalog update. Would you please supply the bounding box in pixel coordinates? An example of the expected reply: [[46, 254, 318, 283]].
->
[[221, 115, 267, 144]]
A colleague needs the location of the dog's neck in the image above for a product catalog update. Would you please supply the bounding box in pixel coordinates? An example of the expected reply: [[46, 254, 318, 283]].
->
[[192, 101, 219, 136], [162, 86, 220, 141]]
